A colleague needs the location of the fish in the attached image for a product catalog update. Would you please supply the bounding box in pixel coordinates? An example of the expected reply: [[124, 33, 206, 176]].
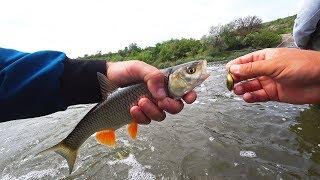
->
[[40, 60, 210, 174]]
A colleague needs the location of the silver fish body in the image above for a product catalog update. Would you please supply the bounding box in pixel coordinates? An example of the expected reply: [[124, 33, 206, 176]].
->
[[41, 60, 209, 174], [64, 83, 151, 150]]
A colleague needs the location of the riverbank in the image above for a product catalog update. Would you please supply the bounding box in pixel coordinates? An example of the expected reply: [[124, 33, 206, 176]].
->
[[78, 15, 295, 68]]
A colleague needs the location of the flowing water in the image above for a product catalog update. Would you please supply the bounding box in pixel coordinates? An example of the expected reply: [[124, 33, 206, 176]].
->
[[0, 62, 319, 179]]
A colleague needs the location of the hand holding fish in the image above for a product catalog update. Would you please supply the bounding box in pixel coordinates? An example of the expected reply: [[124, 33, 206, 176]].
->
[[107, 60, 197, 124], [226, 48, 320, 104], [41, 60, 209, 174]]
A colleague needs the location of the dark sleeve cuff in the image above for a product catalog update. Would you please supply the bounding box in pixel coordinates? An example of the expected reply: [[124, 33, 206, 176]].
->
[[60, 59, 106, 106]]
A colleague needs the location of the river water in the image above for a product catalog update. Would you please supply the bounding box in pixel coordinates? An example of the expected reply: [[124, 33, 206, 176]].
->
[[0, 62, 319, 179]]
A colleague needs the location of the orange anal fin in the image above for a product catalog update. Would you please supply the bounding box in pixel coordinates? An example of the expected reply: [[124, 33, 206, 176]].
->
[[96, 129, 116, 147], [128, 121, 138, 140]]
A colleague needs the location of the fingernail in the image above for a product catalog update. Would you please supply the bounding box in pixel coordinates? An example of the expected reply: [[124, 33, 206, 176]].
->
[[234, 85, 244, 95], [157, 88, 166, 99], [225, 63, 231, 69], [230, 64, 240, 74]]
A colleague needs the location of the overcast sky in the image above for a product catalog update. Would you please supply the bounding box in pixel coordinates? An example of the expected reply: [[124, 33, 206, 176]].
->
[[0, 0, 303, 58]]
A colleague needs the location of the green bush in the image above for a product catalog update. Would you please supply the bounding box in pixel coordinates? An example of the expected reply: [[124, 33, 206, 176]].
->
[[133, 50, 153, 63], [251, 30, 282, 48], [242, 32, 257, 47], [155, 38, 203, 62], [223, 35, 245, 50]]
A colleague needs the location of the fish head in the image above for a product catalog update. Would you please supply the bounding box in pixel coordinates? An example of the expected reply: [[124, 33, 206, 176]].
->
[[167, 60, 210, 98]]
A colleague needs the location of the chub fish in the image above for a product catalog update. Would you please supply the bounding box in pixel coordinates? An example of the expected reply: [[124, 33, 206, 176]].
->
[[41, 60, 210, 173]]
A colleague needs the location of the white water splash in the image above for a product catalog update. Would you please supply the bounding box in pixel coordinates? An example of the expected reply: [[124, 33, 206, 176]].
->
[[240, 151, 257, 158], [150, 146, 155, 152], [233, 96, 242, 101], [108, 154, 155, 180], [2, 169, 59, 180], [193, 100, 200, 104]]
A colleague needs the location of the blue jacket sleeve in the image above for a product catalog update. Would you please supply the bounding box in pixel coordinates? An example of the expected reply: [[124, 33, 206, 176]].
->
[[0, 48, 106, 122]]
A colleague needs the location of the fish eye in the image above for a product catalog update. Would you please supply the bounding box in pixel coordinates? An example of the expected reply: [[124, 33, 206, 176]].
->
[[186, 67, 196, 74]]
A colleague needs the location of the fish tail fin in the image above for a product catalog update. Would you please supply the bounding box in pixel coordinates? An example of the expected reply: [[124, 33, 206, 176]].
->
[[39, 141, 78, 174]]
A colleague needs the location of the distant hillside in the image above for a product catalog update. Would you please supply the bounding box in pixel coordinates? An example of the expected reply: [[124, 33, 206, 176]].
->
[[262, 15, 296, 35], [79, 15, 297, 68]]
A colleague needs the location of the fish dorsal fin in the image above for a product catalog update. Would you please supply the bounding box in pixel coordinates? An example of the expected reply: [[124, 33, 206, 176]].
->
[[97, 72, 119, 100]]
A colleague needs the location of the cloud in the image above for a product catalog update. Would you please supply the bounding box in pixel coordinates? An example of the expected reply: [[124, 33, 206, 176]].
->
[[0, 0, 301, 58]]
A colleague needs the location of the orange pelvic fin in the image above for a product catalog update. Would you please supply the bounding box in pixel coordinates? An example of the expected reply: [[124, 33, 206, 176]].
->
[[128, 121, 138, 140], [96, 129, 116, 147]]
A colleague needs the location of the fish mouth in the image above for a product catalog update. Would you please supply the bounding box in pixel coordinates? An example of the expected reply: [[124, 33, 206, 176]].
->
[[200, 60, 210, 80]]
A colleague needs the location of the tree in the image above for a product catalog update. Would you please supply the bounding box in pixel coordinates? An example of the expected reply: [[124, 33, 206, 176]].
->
[[206, 24, 230, 50], [231, 16, 262, 35], [128, 43, 141, 53], [204, 16, 263, 50]]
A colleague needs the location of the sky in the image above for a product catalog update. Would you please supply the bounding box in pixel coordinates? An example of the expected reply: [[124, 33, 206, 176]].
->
[[0, 0, 303, 58]]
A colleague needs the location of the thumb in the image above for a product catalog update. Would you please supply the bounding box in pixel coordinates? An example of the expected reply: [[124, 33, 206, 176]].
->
[[229, 60, 273, 81], [127, 61, 167, 100], [144, 70, 167, 100]]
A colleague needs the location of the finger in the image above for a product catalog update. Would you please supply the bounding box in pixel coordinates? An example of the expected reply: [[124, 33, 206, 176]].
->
[[234, 79, 262, 95], [158, 98, 184, 114], [182, 90, 197, 104], [130, 106, 151, 124], [243, 90, 270, 103], [229, 60, 274, 83], [138, 98, 166, 122], [226, 49, 267, 69], [125, 61, 167, 100]]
